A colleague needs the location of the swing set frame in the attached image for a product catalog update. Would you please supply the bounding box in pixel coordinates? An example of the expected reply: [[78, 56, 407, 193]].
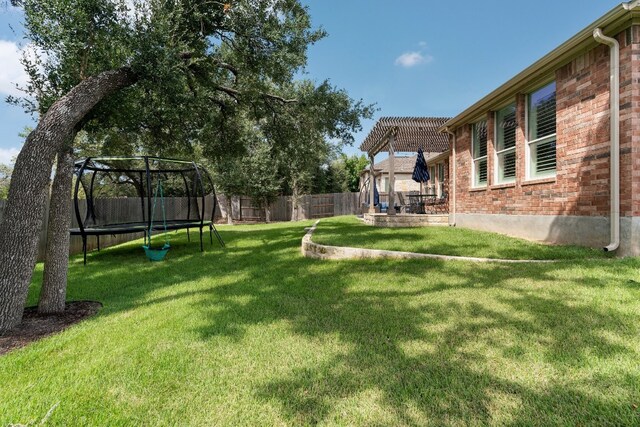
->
[[70, 156, 225, 264]]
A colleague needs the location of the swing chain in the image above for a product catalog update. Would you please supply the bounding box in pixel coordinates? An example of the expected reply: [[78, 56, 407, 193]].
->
[[148, 178, 169, 247]]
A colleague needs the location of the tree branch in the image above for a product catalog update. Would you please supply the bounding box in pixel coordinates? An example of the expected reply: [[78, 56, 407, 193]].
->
[[263, 93, 297, 104], [213, 61, 238, 77], [215, 85, 240, 100]]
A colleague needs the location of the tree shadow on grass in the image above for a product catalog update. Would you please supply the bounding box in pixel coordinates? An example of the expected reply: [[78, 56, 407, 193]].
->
[[176, 234, 639, 424], [22, 221, 640, 425]]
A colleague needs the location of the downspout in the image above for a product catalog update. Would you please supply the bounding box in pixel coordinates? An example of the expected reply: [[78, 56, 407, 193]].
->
[[444, 127, 456, 226], [593, 28, 620, 252]]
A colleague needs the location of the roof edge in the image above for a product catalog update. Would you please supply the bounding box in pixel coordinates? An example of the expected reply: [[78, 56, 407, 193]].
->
[[439, 2, 640, 132], [425, 150, 450, 165]]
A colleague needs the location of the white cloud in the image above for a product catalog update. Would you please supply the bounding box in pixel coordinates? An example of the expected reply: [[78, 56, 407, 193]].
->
[[0, 147, 20, 166], [418, 41, 428, 47], [0, 40, 29, 97], [394, 51, 433, 68]]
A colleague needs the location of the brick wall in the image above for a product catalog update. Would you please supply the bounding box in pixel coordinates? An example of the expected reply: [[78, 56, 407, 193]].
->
[[627, 26, 640, 217], [453, 27, 639, 218]]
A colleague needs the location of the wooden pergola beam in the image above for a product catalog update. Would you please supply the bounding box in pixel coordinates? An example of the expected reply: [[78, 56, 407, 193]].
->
[[360, 116, 451, 156]]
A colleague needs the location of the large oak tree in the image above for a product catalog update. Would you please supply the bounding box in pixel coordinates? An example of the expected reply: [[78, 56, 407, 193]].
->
[[0, 0, 325, 331]]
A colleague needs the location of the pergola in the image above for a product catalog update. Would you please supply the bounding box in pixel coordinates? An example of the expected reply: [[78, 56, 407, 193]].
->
[[359, 116, 451, 215]]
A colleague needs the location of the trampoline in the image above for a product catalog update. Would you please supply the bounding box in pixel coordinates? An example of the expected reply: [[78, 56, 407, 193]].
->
[[70, 156, 225, 264]]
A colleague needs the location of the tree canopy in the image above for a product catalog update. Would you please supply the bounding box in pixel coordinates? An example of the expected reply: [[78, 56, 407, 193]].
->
[[0, 0, 374, 331], [12, 0, 373, 192]]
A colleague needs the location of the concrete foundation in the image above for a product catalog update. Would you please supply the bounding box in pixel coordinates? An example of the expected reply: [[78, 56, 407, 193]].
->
[[453, 213, 640, 257]]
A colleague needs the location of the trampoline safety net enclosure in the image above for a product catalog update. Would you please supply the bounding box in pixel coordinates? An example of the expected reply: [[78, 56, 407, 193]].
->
[[70, 156, 225, 263]]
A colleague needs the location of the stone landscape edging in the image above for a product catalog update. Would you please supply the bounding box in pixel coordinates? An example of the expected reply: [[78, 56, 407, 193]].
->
[[301, 220, 558, 263]]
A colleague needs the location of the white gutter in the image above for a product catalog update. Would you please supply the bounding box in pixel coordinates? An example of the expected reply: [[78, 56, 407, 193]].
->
[[593, 28, 620, 252], [444, 128, 456, 226], [624, 0, 640, 11]]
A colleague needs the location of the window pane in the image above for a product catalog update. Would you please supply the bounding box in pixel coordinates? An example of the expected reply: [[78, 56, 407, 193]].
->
[[528, 82, 556, 141], [533, 139, 556, 176], [475, 158, 487, 186], [496, 104, 516, 151], [473, 120, 487, 158]]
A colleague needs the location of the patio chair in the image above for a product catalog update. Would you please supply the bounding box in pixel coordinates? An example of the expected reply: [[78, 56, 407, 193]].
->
[[434, 191, 449, 214], [408, 192, 425, 214], [396, 193, 411, 213]]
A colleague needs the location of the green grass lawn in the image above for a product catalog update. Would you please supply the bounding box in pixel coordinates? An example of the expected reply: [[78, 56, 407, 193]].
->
[[312, 215, 611, 260], [1, 219, 639, 425]]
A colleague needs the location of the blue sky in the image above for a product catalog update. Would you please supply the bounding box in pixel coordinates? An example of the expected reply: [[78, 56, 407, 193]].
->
[[0, 0, 624, 165]]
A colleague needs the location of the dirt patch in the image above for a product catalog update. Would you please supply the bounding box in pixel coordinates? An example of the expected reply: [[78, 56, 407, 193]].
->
[[0, 301, 102, 356]]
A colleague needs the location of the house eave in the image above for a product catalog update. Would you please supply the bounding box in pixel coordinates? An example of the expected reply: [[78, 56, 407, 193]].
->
[[426, 150, 450, 165], [439, 2, 640, 133]]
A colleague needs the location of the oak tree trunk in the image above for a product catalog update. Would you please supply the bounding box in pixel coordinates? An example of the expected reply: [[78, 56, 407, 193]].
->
[[0, 68, 137, 332], [38, 143, 75, 314], [226, 195, 233, 224], [291, 180, 299, 221], [264, 197, 271, 223]]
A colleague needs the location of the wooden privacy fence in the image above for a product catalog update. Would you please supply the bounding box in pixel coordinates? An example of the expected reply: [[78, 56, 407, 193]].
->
[[0, 192, 360, 261], [238, 197, 264, 222], [0, 196, 218, 262], [221, 192, 358, 222], [311, 194, 334, 218]]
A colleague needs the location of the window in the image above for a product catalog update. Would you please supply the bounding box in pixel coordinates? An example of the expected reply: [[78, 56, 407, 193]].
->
[[495, 104, 517, 183], [381, 177, 389, 192], [426, 163, 445, 195], [527, 82, 556, 178], [427, 165, 436, 194], [436, 163, 445, 195], [472, 120, 488, 187]]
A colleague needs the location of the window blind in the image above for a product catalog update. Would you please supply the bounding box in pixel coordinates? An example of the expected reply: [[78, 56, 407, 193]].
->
[[496, 104, 516, 151], [473, 120, 488, 158], [529, 82, 556, 140]]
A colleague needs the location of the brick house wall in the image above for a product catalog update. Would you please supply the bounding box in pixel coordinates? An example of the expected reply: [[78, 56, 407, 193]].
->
[[452, 26, 639, 223]]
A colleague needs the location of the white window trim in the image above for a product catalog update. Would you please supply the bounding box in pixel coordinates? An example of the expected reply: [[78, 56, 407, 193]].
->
[[527, 134, 557, 179], [472, 157, 487, 188], [494, 108, 517, 184], [437, 162, 445, 196], [471, 121, 488, 188], [495, 146, 517, 184], [525, 83, 557, 181]]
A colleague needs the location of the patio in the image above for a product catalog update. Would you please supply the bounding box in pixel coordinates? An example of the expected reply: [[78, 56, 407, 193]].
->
[[359, 117, 451, 219]]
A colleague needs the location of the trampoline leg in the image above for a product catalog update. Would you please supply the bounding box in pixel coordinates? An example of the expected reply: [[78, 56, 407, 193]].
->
[[199, 227, 203, 252], [82, 237, 87, 265], [209, 226, 213, 245], [187, 228, 190, 242], [97, 235, 100, 252], [212, 225, 225, 248]]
